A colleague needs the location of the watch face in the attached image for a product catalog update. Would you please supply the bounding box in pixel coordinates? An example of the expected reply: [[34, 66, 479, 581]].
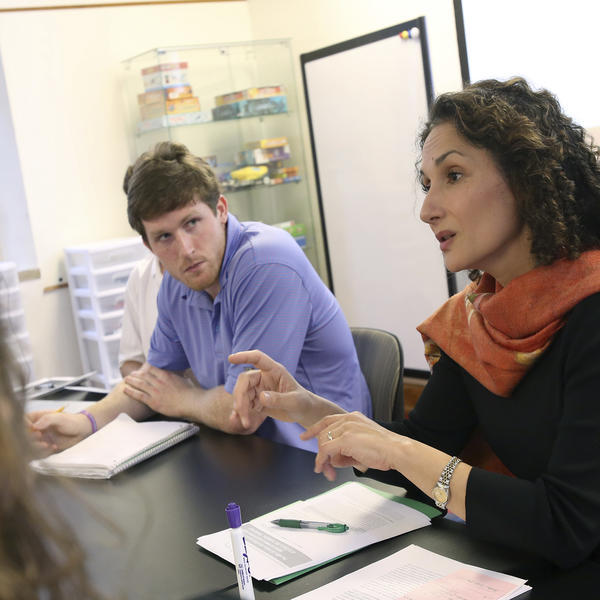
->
[[432, 485, 448, 504]]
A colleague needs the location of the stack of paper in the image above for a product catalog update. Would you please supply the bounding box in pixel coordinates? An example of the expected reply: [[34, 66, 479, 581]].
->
[[197, 481, 435, 583], [291, 544, 530, 599]]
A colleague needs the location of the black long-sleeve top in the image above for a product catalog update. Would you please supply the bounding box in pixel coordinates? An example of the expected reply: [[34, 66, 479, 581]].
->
[[364, 292, 600, 568]]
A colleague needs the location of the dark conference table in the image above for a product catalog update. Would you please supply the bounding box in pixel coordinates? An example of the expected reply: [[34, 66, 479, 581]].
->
[[38, 391, 599, 600]]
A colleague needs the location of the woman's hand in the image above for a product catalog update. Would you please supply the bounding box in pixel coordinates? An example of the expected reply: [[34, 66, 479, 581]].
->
[[302, 412, 403, 481], [27, 410, 92, 455], [229, 350, 344, 429]]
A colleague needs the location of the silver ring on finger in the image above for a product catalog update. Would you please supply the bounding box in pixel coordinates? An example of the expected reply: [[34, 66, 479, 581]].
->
[[327, 430, 333, 441]]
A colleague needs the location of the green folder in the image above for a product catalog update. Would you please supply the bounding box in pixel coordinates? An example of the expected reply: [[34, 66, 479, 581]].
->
[[267, 481, 441, 585]]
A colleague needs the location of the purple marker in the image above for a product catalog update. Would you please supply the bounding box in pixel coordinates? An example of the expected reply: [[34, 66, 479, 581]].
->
[[226, 502, 255, 600]]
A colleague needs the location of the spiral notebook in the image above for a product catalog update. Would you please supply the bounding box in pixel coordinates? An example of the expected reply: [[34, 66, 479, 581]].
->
[[30, 413, 199, 479]]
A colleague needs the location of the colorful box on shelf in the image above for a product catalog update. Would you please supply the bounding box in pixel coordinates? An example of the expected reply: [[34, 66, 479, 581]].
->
[[220, 168, 268, 191], [275, 220, 306, 238], [137, 84, 193, 105], [230, 165, 268, 182], [141, 62, 188, 90], [165, 96, 201, 114], [244, 136, 288, 149], [212, 95, 288, 121], [214, 85, 285, 106], [271, 166, 299, 178], [273, 221, 307, 248], [211, 103, 239, 121], [214, 89, 245, 106], [202, 155, 217, 167], [139, 96, 201, 120], [242, 95, 287, 117], [268, 166, 301, 185], [139, 104, 163, 120], [136, 111, 212, 133], [235, 144, 291, 166], [269, 175, 301, 185]]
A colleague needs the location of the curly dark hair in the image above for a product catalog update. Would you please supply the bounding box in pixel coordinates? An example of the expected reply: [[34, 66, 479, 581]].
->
[[124, 141, 221, 242], [418, 77, 600, 266]]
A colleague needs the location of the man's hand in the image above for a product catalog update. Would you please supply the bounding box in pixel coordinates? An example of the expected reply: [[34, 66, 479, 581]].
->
[[27, 410, 93, 455], [124, 362, 268, 435], [123, 364, 195, 418]]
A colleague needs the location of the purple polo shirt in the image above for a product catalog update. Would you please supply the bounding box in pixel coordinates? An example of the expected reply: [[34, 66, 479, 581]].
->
[[148, 214, 371, 451]]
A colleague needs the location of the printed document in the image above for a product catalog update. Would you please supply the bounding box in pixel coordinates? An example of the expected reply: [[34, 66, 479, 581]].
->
[[291, 544, 531, 599], [197, 481, 432, 582]]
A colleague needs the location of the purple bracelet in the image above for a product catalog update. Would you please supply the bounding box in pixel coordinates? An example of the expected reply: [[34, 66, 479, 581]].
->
[[79, 410, 98, 434]]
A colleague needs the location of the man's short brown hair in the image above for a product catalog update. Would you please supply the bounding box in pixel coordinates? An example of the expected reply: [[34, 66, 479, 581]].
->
[[123, 141, 221, 242]]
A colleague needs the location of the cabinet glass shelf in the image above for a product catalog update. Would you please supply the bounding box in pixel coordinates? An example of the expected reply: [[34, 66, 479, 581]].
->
[[135, 108, 294, 136]]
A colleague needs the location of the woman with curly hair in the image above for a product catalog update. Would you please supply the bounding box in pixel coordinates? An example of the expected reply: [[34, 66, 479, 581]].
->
[[229, 77, 600, 569], [0, 322, 101, 600]]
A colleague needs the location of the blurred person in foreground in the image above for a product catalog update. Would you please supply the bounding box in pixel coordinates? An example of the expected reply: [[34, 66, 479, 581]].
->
[[0, 322, 100, 599]]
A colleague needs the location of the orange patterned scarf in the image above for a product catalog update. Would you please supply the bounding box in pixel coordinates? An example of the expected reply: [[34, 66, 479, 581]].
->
[[417, 250, 600, 397]]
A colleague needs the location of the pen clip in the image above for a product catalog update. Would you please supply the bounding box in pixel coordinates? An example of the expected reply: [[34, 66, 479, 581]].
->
[[317, 523, 349, 533]]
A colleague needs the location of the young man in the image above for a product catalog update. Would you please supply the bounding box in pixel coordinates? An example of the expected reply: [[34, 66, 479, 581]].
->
[[31, 142, 370, 452]]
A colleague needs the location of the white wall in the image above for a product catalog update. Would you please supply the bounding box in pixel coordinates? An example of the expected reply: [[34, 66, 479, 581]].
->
[[248, 0, 461, 94], [0, 0, 463, 378], [461, 0, 600, 130], [0, 1, 253, 377]]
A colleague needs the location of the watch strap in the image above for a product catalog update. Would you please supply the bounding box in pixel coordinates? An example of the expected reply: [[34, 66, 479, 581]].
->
[[439, 456, 461, 487], [433, 456, 461, 509]]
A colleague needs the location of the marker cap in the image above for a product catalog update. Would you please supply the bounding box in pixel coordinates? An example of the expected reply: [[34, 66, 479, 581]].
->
[[226, 502, 242, 528]]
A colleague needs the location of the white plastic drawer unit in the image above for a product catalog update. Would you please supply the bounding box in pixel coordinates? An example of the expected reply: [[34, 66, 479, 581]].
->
[[73, 288, 125, 313], [0, 286, 23, 313], [78, 309, 124, 337], [82, 336, 121, 381], [64, 237, 148, 271], [0, 308, 27, 335], [69, 263, 137, 294], [0, 262, 19, 289], [7, 331, 32, 361], [64, 239, 149, 391], [16, 354, 35, 380]]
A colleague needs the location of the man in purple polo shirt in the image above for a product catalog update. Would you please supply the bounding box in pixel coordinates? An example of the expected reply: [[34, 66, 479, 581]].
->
[[32, 142, 370, 453]]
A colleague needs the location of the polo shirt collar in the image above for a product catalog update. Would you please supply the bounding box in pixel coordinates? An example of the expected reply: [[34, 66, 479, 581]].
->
[[219, 213, 243, 289]]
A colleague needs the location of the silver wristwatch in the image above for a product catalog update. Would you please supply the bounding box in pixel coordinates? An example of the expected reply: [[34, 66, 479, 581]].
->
[[432, 456, 462, 510]]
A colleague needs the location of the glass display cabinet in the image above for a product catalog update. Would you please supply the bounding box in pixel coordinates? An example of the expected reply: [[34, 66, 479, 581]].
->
[[121, 39, 324, 276]]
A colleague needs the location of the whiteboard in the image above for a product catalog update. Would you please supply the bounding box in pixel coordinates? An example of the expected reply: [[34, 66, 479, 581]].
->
[[301, 19, 453, 375]]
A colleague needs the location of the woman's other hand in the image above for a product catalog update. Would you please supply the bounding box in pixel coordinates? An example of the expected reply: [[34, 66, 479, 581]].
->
[[303, 412, 403, 481]]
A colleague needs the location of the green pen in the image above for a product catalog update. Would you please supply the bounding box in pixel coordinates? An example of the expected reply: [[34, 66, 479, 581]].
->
[[271, 519, 349, 533]]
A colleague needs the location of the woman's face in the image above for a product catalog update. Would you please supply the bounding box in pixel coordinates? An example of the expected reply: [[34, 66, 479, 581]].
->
[[419, 122, 535, 286]]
